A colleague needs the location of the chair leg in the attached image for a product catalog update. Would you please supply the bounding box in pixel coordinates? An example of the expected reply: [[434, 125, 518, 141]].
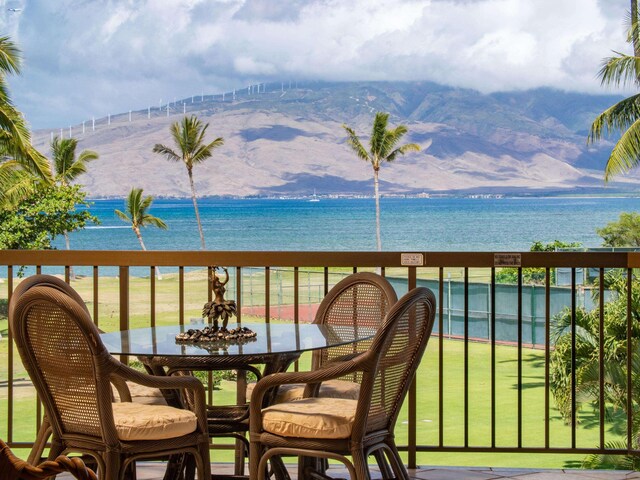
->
[[233, 435, 249, 476], [249, 440, 265, 480], [46, 438, 64, 462], [196, 443, 211, 480], [184, 454, 196, 480], [104, 450, 122, 480], [298, 455, 325, 480], [163, 453, 188, 480], [373, 449, 394, 480], [351, 448, 371, 480], [383, 440, 410, 480], [28, 416, 52, 465], [269, 455, 291, 480], [121, 457, 138, 480]]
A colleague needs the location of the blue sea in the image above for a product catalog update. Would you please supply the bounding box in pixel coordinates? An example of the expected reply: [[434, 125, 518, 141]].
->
[[59, 196, 640, 251]]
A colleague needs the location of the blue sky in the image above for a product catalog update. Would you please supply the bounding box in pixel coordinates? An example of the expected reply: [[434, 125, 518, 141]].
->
[[0, 0, 632, 130]]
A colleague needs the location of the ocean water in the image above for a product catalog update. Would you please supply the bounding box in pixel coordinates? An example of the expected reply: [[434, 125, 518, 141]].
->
[[60, 196, 640, 251]]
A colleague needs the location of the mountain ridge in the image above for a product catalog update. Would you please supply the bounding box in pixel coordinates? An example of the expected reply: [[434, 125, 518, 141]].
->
[[30, 80, 639, 198]]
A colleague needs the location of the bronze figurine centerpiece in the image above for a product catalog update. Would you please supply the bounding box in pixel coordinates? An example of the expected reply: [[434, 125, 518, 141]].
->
[[175, 266, 257, 344]]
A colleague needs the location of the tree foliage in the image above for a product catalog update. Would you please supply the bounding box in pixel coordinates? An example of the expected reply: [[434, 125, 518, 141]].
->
[[549, 270, 640, 469], [115, 187, 167, 250], [588, 2, 640, 181], [597, 211, 640, 247], [495, 240, 583, 285], [0, 36, 51, 208], [0, 184, 97, 250], [50, 136, 99, 186], [153, 115, 223, 250], [343, 112, 420, 251]]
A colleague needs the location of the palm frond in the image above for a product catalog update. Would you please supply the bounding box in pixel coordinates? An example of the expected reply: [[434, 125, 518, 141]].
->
[[0, 36, 21, 76], [588, 94, 640, 142], [0, 104, 51, 182], [343, 125, 371, 163], [598, 53, 640, 89], [139, 193, 154, 211], [152, 144, 181, 162], [369, 112, 390, 156], [62, 160, 90, 181], [386, 142, 420, 162], [191, 137, 224, 165], [626, 6, 640, 57], [142, 214, 168, 230], [114, 209, 130, 222], [604, 118, 640, 181], [117, 187, 166, 232], [0, 162, 41, 208], [51, 136, 98, 184], [583, 440, 640, 470], [549, 307, 594, 344]]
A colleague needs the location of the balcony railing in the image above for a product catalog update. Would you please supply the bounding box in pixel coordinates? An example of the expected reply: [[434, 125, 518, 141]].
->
[[0, 250, 638, 469]]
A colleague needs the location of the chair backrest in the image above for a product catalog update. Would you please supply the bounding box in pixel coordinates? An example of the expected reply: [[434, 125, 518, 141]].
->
[[353, 286, 436, 439], [9, 284, 118, 444], [312, 272, 398, 373], [8, 274, 89, 320]]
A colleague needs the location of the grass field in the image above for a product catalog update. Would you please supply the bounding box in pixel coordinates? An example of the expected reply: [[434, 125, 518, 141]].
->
[[0, 270, 627, 469]]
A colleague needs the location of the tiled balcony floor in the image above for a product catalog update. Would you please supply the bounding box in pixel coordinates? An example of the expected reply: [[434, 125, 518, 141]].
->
[[57, 462, 640, 480]]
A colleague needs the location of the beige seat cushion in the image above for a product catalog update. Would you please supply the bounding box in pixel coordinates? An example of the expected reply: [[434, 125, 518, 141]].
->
[[112, 381, 168, 405], [247, 379, 360, 403], [262, 397, 357, 439], [112, 402, 197, 441]]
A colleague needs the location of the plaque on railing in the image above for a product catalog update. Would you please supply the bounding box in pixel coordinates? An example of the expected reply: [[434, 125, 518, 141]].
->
[[401, 253, 424, 266], [493, 253, 521, 267]]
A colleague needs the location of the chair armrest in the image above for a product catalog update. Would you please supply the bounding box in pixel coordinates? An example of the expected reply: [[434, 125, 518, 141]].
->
[[249, 354, 372, 432], [109, 376, 132, 402], [323, 351, 365, 365]]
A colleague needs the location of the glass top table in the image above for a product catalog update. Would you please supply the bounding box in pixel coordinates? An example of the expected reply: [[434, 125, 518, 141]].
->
[[101, 322, 376, 358], [100, 322, 377, 376]]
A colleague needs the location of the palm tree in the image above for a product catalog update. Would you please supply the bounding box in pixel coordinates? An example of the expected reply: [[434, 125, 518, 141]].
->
[[152, 115, 224, 249], [343, 112, 420, 251], [588, 1, 640, 181], [0, 36, 52, 207], [51, 136, 98, 186], [50, 136, 99, 275], [115, 188, 167, 279]]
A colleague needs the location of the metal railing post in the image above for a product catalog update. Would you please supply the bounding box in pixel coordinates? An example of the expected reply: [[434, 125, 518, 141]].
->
[[119, 266, 129, 364]]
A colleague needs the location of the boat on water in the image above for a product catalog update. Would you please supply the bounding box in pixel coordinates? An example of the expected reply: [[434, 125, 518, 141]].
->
[[309, 189, 320, 202]]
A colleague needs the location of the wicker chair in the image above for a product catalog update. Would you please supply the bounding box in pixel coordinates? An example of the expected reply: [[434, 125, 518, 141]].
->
[[9, 283, 211, 480], [267, 272, 398, 403], [243, 272, 397, 476], [249, 286, 436, 480], [7, 274, 152, 466], [0, 438, 97, 480]]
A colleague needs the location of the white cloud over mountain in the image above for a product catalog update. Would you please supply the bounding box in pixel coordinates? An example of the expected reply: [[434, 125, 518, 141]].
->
[[1, 0, 632, 129]]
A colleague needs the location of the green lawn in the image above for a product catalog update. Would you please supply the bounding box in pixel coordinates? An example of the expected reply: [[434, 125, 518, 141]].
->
[[0, 271, 627, 469], [1, 338, 622, 469]]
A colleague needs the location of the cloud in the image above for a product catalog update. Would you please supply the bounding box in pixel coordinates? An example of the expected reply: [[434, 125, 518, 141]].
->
[[3, 0, 633, 129], [233, 56, 277, 75]]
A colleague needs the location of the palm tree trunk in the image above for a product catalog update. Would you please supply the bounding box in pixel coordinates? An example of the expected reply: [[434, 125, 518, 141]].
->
[[632, 0, 640, 85], [374, 168, 382, 251], [633, 0, 640, 57], [135, 227, 162, 280], [187, 168, 206, 250], [64, 231, 76, 280]]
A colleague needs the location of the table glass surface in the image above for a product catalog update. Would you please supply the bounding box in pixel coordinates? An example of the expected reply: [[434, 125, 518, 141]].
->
[[100, 322, 376, 358]]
